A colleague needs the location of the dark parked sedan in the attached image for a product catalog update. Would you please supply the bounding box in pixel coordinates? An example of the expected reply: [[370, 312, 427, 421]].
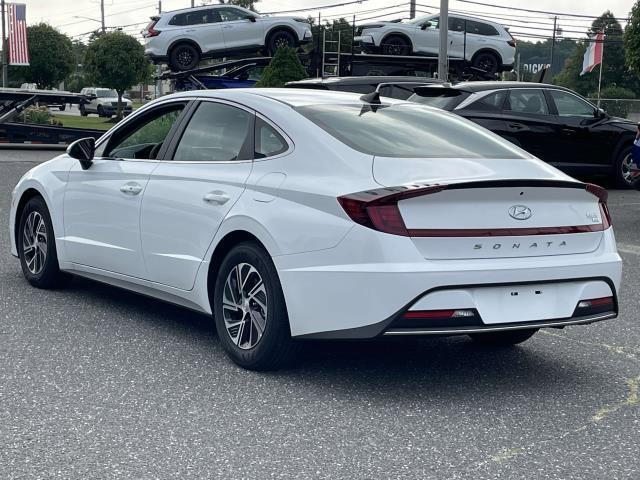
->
[[410, 82, 637, 187]]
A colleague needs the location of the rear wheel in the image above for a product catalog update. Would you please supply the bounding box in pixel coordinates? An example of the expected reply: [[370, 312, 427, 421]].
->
[[212, 242, 298, 370], [169, 43, 200, 71], [17, 196, 70, 289], [97, 105, 105, 118], [381, 35, 411, 55], [615, 145, 634, 189], [472, 51, 500, 75], [469, 328, 538, 346], [267, 30, 296, 55]]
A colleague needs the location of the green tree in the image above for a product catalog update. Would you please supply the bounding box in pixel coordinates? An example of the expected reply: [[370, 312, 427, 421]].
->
[[217, 0, 259, 12], [255, 46, 307, 87], [624, 1, 640, 76], [10, 23, 75, 89], [84, 31, 151, 119], [554, 11, 635, 96]]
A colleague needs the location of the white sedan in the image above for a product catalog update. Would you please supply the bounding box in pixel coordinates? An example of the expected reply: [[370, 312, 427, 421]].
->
[[9, 89, 621, 370]]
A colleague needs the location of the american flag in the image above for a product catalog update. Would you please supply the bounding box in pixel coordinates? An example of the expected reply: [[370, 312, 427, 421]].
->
[[8, 3, 30, 66]]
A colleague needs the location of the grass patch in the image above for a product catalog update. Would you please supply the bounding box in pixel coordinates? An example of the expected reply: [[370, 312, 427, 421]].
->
[[51, 115, 113, 131]]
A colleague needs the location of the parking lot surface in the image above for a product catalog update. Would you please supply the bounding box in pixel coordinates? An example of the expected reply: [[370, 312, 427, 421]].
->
[[1, 151, 639, 479]]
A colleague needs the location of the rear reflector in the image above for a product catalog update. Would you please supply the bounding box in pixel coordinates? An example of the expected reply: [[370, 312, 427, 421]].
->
[[402, 309, 476, 320], [577, 297, 614, 309]]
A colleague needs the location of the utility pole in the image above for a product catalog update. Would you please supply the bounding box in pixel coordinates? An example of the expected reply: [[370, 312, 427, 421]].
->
[[438, 0, 449, 81], [191, 0, 195, 7], [549, 15, 557, 75], [100, 0, 105, 33], [158, 1, 162, 13], [409, 0, 416, 19], [1, 0, 7, 87]]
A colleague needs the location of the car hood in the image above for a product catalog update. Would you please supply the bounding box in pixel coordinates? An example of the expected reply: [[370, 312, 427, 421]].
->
[[99, 97, 132, 103], [602, 116, 637, 131], [373, 155, 575, 187]]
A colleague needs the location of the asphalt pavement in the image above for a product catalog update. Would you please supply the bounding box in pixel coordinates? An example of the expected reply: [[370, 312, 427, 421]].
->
[[1, 150, 639, 479]]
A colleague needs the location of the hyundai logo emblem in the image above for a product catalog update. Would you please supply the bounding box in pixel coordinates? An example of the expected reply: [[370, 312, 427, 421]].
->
[[508, 205, 532, 220]]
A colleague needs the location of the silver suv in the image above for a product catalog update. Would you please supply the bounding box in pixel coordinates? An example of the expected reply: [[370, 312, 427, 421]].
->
[[80, 88, 133, 117]]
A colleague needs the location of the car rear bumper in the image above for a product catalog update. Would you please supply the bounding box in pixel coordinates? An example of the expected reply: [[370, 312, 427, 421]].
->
[[276, 225, 622, 339]]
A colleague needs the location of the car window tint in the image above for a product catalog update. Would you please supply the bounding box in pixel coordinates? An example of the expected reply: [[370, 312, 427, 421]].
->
[[106, 106, 184, 159], [173, 102, 252, 162], [170, 11, 210, 26], [296, 103, 529, 159], [467, 91, 507, 111], [448, 17, 465, 32], [549, 90, 595, 118], [424, 17, 439, 29], [255, 118, 288, 159], [466, 20, 499, 36], [379, 84, 427, 100], [506, 89, 549, 115], [218, 7, 247, 22]]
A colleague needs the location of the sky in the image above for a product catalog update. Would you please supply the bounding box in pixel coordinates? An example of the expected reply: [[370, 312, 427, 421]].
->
[[17, 0, 638, 43]]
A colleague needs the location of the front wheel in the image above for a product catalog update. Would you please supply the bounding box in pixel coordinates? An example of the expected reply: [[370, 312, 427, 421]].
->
[[79, 104, 87, 117], [381, 35, 411, 55], [213, 242, 299, 370], [614, 145, 634, 189], [469, 328, 538, 346], [17, 196, 70, 289], [472, 51, 500, 75], [267, 30, 296, 55]]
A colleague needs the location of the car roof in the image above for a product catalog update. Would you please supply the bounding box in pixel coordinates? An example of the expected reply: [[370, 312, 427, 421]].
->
[[445, 81, 576, 93], [411, 13, 504, 28], [162, 4, 251, 15], [165, 88, 406, 107], [287, 76, 440, 86]]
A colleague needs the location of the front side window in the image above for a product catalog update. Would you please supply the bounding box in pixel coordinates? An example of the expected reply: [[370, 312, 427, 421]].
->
[[449, 17, 466, 32], [218, 7, 250, 22], [506, 89, 549, 115], [548, 90, 596, 118], [96, 89, 117, 98], [173, 102, 253, 162], [296, 103, 529, 159], [106, 105, 184, 159], [255, 118, 288, 159]]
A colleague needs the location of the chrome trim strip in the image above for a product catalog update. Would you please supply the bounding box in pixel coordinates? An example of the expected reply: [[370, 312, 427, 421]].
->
[[382, 312, 616, 336]]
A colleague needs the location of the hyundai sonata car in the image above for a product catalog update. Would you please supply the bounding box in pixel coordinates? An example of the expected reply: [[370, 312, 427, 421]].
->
[[355, 13, 515, 74], [143, 5, 312, 70], [9, 89, 621, 370]]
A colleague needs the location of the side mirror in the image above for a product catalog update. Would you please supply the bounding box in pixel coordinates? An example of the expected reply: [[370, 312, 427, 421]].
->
[[596, 108, 607, 119], [67, 137, 95, 170], [421, 21, 432, 30], [246, 15, 256, 22]]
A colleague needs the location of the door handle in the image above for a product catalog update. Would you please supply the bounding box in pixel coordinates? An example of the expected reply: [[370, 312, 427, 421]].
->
[[508, 123, 525, 130], [120, 183, 143, 195], [561, 128, 577, 134], [203, 191, 230, 205]]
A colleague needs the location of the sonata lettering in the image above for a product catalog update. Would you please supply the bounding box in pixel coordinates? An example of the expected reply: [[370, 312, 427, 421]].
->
[[474, 241, 568, 250]]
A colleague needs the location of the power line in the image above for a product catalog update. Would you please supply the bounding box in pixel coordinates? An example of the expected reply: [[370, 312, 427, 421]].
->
[[455, 0, 629, 21], [262, 0, 370, 15]]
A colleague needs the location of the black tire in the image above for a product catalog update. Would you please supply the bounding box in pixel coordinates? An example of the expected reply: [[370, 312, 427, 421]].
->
[[79, 104, 87, 117], [472, 51, 500, 75], [469, 328, 538, 346], [17, 196, 70, 289], [267, 30, 296, 55], [381, 35, 412, 55], [614, 145, 634, 189], [169, 43, 200, 71], [213, 242, 298, 370], [97, 105, 105, 118], [58, 104, 66, 111]]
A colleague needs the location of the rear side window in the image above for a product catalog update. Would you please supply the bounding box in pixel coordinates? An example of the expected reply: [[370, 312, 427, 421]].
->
[[173, 102, 253, 161], [465, 91, 507, 112], [466, 20, 500, 36], [296, 103, 528, 159], [506, 89, 549, 115], [169, 10, 218, 26], [255, 118, 288, 159]]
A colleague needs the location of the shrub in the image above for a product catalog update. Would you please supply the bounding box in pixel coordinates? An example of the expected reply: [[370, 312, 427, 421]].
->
[[255, 46, 307, 88]]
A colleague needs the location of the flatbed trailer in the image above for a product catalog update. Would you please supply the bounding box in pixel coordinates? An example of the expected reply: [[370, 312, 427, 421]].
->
[[0, 88, 104, 146]]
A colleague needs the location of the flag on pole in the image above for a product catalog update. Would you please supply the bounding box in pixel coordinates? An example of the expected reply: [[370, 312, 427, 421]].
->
[[580, 31, 604, 75], [8, 3, 30, 66]]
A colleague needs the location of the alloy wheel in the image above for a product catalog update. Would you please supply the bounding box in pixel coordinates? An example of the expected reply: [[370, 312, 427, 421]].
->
[[383, 39, 408, 55], [222, 262, 268, 350], [274, 35, 290, 49], [22, 211, 47, 275], [178, 49, 194, 67], [621, 152, 635, 186]]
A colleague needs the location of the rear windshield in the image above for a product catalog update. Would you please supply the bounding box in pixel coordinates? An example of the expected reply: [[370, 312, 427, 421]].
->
[[408, 90, 469, 110], [296, 103, 529, 159]]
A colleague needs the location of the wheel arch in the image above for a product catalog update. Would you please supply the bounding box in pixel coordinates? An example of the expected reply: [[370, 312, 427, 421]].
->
[[380, 32, 413, 50], [265, 25, 300, 45], [14, 187, 47, 252], [168, 38, 203, 56]]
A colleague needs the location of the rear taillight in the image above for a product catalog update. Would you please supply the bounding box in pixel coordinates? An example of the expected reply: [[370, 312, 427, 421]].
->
[[337, 184, 445, 236], [507, 40, 516, 48], [145, 21, 161, 38], [585, 183, 612, 228]]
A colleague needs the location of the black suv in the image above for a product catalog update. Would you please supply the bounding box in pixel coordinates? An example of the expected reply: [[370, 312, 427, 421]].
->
[[410, 82, 637, 187]]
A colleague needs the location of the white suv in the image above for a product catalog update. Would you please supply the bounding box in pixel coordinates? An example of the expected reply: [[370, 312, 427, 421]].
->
[[355, 14, 516, 74], [79, 88, 133, 117], [143, 5, 313, 71]]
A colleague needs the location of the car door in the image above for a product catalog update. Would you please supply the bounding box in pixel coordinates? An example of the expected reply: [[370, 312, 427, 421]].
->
[[140, 99, 254, 290], [502, 88, 556, 161], [456, 89, 510, 136], [413, 17, 440, 54], [62, 102, 188, 278], [171, 9, 224, 54], [544, 88, 613, 172], [447, 17, 466, 59], [218, 7, 263, 51]]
